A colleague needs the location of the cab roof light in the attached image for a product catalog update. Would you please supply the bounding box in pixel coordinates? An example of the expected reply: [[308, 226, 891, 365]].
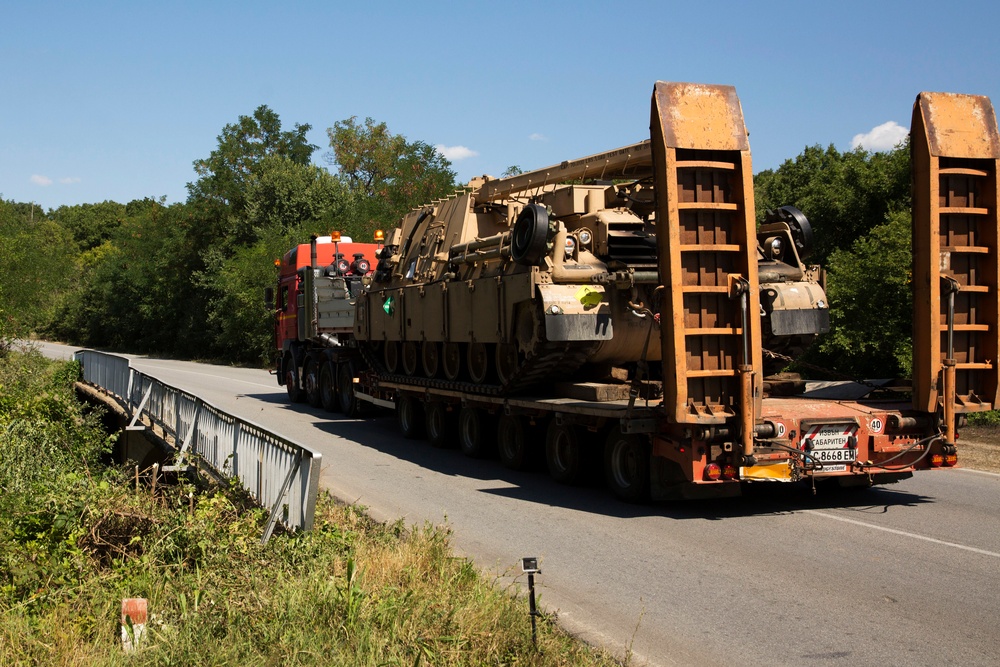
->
[[374, 229, 385, 242], [329, 230, 342, 242]]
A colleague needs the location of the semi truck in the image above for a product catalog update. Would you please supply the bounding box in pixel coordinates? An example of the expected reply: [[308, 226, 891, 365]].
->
[[269, 81, 1000, 501]]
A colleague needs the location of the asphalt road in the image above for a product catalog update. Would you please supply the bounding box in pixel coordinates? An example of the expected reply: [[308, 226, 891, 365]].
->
[[33, 341, 1000, 666]]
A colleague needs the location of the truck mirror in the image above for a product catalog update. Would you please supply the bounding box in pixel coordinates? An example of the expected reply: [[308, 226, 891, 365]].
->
[[264, 287, 274, 311]]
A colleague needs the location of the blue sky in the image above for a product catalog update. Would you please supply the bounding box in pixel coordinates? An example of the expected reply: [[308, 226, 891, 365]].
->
[[3, 0, 999, 211]]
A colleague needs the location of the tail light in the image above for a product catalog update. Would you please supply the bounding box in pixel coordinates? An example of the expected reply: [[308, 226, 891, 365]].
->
[[929, 453, 944, 467], [722, 464, 738, 480], [704, 463, 722, 481], [943, 453, 958, 467]]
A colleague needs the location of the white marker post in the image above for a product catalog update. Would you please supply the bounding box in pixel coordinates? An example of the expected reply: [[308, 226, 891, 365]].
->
[[121, 598, 147, 653]]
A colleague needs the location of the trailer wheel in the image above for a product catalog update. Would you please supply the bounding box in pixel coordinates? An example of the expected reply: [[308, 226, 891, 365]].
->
[[319, 362, 338, 412], [396, 394, 424, 439], [459, 407, 496, 458], [497, 414, 530, 470], [303, 358, 322, 408], [337, 362, 360, 417], [604, 430, 650, 502], [284, 353, 304, 403], [545, 421, 586, 484], [425, 401, 455, 448]]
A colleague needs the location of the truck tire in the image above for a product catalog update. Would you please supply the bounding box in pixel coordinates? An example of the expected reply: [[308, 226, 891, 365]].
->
[[425, 401, 455, 448], [303, 358, 322, 408], [497, 414, 530, 470], [284, 353, 304, 403], [319, 362, 338, 412], [396, 394, 424, 439], [545, 421, 586, 484], [604, 430, 651, 502], [337, 362, 360, 417], [458, 407, 496, 458]]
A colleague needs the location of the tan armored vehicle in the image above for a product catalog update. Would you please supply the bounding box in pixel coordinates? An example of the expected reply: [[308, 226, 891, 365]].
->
[[355, 82, 827, 395]]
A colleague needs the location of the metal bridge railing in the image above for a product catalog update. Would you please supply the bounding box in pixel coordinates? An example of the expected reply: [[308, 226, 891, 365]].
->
[[75, 350, 321, 542]]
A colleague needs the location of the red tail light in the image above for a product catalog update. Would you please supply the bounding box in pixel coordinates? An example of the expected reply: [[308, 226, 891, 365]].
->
[[944, 453, 958, 467], [722, 464, 738, 480], [704, 463, 722, 481], [929, 453, 944, 467]]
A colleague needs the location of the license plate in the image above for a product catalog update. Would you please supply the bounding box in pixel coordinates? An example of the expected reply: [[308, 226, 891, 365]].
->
[[803, 424, 858, 464]]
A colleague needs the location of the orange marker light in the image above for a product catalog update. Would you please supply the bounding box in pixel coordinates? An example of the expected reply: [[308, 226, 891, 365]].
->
[[330, 230, 342, 242], [374, 229, 385, 242], [273, 258, 281, 268]]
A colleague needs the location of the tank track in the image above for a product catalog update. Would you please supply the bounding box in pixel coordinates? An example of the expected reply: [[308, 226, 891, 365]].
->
[[359, 340, 599, 396]]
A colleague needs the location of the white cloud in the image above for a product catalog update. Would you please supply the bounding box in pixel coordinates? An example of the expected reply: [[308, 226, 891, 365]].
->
[[31, 174, 53, 186], [435, 144, 478, 161], [529, 133, 547, 142], [59, 177, 81, 184], [851, 121, 908, 152]]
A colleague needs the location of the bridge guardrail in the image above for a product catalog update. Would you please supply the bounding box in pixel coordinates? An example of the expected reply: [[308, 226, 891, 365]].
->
[[75, 350, 321, 542]]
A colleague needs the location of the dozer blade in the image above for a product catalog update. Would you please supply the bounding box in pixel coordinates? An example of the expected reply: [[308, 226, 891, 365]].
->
[[650, 82, 762, 429], [911, 92, 1000, 421]]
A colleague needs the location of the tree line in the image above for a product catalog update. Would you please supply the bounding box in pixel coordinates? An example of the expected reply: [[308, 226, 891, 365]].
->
[[1, 106, 910, 377]]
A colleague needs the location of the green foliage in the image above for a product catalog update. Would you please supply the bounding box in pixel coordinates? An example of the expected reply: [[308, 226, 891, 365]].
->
[[0, 351, 615, 664], [812, 210, 914, 377], [755, 142, 910, 264], [754, 142, 914, 378], [188, 105, 316, 214], [326, 116, 458, 240], [967, 410, 1000, 426], [49, 201, 126, 251], [0, 200, 79, 340]]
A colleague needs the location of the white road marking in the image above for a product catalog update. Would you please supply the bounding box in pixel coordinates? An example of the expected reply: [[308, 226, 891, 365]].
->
[[808, 510, 1000, 559]]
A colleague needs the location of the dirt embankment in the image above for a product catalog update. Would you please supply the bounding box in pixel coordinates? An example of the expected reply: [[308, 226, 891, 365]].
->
[[958, 426, 1000, 473]]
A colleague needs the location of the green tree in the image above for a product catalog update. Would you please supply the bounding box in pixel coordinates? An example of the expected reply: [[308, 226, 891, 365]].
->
[[815, 210, 914, 378], [0, 200, 77, 341], [49, 201, 126, 251], [755, 142, 910, 263], [325, 117, 457, 237], [189, 105, 316, 209], [754, 142, 914, 379]]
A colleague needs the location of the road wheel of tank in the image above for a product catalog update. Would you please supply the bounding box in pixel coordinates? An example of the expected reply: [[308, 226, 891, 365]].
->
[[401, 341, 420, 376], [604, 430, 651, 502], [421, 341, 440, 378], [497, 414, 531, 470], [284, 353, 305, 403], [442, 343, 462, 381], [303, 358, 322, 408], [396, 394, 424, 439], [384, 341, 399, 374], [467, 342, 493, 385], [545, 421, 586, 484], [337, 362, 360, 417], [511, 203, 550, 266], [425, 401, 455, 448], [319, 361, 339, 412], [495, 342, 522, 386], [458, 407, 496, 458]]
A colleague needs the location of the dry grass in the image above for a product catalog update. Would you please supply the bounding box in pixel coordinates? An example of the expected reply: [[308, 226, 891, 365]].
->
[[957, 426, 1000, 473]]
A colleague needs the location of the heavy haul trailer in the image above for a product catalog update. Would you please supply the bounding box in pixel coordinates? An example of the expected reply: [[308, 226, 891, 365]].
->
[[271, 82, 1000, 501]]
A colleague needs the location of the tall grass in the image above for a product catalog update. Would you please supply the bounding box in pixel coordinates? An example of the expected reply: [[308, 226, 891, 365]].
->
[[0, 350, 621, 666]]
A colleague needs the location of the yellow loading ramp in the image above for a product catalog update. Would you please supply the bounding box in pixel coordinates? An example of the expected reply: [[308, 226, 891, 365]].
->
[[650, 81, 762, 459], [911, 92, 1000, 444]]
